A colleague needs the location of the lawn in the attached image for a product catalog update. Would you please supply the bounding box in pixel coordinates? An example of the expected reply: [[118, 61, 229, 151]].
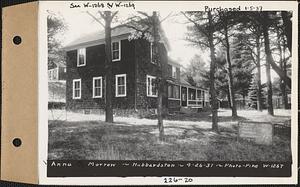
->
[[48, 109, 292, 161]]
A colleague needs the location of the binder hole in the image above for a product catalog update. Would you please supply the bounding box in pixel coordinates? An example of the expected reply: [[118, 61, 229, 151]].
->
[[12, 138, 22, 147], [13, 36, 22, 45]]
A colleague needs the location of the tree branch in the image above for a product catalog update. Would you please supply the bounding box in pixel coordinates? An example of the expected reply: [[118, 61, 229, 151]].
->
[[86, 11, 105, 28]]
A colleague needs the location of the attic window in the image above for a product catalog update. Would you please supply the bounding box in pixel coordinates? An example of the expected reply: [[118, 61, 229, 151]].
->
[[77, 48, 86, 67], [112, 41, 121, 61]]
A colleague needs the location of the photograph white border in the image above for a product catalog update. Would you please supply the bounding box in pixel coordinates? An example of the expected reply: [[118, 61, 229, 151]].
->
[[38, 1, 298, 185]]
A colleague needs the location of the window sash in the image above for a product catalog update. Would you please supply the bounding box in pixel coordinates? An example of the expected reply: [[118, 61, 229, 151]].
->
[[147, 75, 157, 97], [115, 74, 126, 97], [93, 77, 102, 98], [73, 79, 81, 99], [112, 41, 121, 61], [77, 48, 86, 66]]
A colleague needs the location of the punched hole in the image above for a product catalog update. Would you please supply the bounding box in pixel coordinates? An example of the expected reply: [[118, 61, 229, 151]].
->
[[12, 138, 22, 147], [13, 36, 22, 45]]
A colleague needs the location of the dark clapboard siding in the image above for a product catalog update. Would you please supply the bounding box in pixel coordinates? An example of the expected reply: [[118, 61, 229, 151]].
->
[[66, 39, 136, 110], [135, 39, 169, 109]]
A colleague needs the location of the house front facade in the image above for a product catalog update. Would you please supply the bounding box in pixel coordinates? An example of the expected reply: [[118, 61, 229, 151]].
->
[[64, 26, 209, 115]]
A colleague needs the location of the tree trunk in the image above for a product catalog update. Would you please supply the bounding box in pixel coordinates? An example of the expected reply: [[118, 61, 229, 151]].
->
[[208, 11, 218, 132], [256, 35, 263, 111], [261, 12, 291, 89], [262, 14, 274, 116], [227, 86, 231, 108], [224, 24, 237, 117], [281, 11, 292, 54], [104, 12, 114, 123], [281, 39, 289, 109], [153, 11, 164, 141], [242, 94, 246, 108]]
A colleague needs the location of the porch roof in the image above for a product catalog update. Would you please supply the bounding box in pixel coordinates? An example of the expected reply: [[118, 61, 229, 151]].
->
[[167, 79, 208, 92]]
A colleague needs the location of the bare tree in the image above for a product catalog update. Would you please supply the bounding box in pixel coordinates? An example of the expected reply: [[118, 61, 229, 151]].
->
[[122, 11, 171, 140], [87, 11, 118, 123]]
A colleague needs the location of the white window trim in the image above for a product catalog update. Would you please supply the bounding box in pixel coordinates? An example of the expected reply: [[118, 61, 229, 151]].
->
[[93, 77, 103, 98], [72, 79, 81, 99], [112, 41, 121, 62], [115, 74, 126, 97], [77, 48, 86, 67], [146, 75, 158, 97]]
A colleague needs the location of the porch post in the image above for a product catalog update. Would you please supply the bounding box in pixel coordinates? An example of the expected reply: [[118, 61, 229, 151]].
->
[[187, 87, 189, 107]]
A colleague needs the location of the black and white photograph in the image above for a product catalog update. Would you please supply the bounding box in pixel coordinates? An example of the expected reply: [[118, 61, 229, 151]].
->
[[39, 1, 298, 185]]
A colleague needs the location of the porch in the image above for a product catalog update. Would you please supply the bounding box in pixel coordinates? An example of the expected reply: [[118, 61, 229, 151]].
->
[[167, 81, 209, 109]]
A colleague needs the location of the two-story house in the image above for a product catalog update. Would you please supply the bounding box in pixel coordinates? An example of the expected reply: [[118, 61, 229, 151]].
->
[[63, 25, 209, 115]]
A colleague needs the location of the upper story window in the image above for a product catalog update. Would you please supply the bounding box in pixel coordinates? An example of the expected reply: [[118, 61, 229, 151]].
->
[[115, 74, 126, 97], [77, 48, 86, 67], [93, 77, 103, 98], [112, 41, 121, 61], [172, 66, 177, 78], [147, 75, 158, 97], [150, 42, 154, 64], [73, 79, 81, 99]]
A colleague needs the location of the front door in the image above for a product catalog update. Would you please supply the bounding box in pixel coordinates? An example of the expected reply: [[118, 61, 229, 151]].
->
[[181, 87, 187, 107]]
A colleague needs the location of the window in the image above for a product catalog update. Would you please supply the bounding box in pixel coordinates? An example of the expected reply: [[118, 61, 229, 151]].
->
[[48, 68, 58, 81], [112, 41, 121, 61], [150, 42, 154, 63], [172, 66, 176, 78], [147, 75, 157, 97], [168, 84, 180, 99], [73, 79, 81, 99], [93, 77, 102, 98], [77, 48, 86, 67], [115, 74, 126, 97]]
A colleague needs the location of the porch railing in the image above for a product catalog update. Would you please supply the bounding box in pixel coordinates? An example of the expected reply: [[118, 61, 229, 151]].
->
[[187, 99, 203, 108]]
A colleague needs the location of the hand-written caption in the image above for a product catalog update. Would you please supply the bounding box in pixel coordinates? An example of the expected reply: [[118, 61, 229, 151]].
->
[[50, 161, 285, 169], [70, 2, 136, 10]]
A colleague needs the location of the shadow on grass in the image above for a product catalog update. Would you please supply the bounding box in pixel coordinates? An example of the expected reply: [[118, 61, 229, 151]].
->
[[144, 111, 248, 123], [48, 118, 291, 162]]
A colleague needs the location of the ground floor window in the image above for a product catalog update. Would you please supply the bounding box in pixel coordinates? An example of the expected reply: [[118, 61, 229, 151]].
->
[[168, 84, 180, 99], [147, 75, 157, 97], [93, 77, 102, 98], [72, 79, 81, 99], [115, 74, 126, 97]]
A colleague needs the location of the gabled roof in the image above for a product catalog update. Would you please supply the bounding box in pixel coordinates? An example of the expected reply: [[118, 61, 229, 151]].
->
[[63, 24, 170, 51], [64, 26, 134, 50]]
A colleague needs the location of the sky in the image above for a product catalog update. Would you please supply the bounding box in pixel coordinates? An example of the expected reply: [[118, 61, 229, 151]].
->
[[53, 10, 207, 67], [51, 9, 279, 84]]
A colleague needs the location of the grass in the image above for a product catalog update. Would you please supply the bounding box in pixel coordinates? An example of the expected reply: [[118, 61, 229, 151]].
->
[[48, 109, 292, 161]]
